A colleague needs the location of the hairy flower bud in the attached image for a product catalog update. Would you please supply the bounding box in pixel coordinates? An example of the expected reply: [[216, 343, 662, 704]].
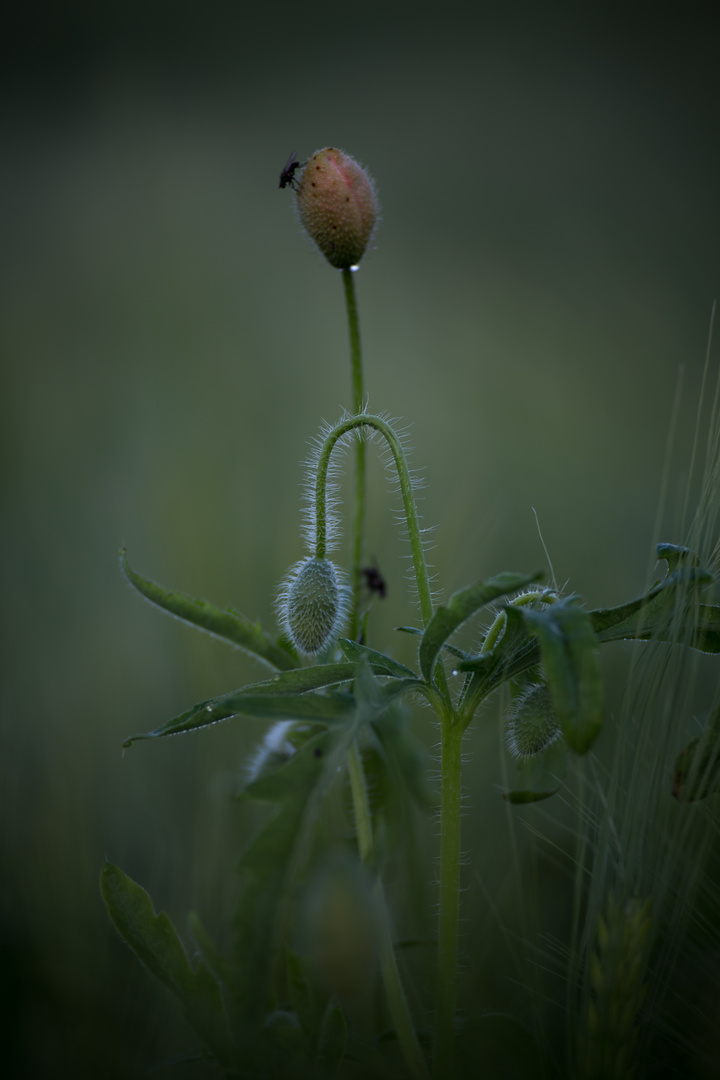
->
[[505, 683, 561, 759], [277, 556, 349, 655], [295, 148, 378, 269]]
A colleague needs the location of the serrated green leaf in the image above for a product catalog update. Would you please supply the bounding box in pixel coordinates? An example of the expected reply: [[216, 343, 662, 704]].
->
[[100, 862, 233, 1064], [123, 689, 357, 746], [419, 572, 542, 684], [502, 735, 568, 803], [315, 1000, 347, 1078], [122, 664, 425, 746], [121, 548, 297, 671], [521, 599, 603, 754], [591, 566, 717, 651]]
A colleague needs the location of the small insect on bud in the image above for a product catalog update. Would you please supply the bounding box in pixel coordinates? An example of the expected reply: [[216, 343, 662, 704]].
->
[[505, 683, 561, 759], [294, 147, 378, 270], [278, 151, 303, 191], [277, 556, 350, 656]]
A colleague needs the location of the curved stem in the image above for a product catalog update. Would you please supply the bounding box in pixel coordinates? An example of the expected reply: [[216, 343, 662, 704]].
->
[[347, 744, 429, 1080], [342, 269, 366, 641], [313, 414, 434, 628]]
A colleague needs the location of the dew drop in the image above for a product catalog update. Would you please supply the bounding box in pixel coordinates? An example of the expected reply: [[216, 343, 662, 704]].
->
[[451, 669, 459, 677], [349, 264, 360, 272]]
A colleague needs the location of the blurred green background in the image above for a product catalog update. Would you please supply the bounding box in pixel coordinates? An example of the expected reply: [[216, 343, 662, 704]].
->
[[2, 3, 719, 1076]]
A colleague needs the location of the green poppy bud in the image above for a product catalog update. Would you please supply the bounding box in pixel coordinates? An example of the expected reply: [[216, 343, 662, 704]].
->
[[505, 683, 561, 759], [295, 147, 378, 270], [277, 556, 349, 655]]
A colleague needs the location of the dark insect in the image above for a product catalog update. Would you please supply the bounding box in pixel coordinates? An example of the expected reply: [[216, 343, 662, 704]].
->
[[279, 151, 303, 191], [361, 564, 387, 600]]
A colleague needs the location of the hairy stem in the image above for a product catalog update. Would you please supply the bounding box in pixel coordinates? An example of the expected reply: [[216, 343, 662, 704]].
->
[[314, 414, 434, 629], [347, 744, 429, 1080], [342, 268, 366, 640], [433, 716, 464, 1079]]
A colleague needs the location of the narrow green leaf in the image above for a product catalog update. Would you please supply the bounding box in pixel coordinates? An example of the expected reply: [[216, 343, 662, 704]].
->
[[338, 638, 418, 679], [591, 566, 717, 650], [521, 599, 603, 754], [121, 548, 297, 671], [419, 571, 542, 684], [100, 862, 233, 1064], [315, 1001, 347, 1078], [123, 689, 356, 746], [122, 663, 424, 746]]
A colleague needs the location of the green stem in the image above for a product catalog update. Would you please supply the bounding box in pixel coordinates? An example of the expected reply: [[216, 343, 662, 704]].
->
[[314, 414, 434, 629], [342, 268, 366, 641], [341, 277, 427, 1077], [342, 268, 364, 415], [433, 716, 464, 1079], [347, 742, 373, 862], [347, 743, 429, 1080]]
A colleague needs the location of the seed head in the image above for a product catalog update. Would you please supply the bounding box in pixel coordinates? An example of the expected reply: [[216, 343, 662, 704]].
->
[[295, 147, 378, 269], [277, 556, 350, 655]]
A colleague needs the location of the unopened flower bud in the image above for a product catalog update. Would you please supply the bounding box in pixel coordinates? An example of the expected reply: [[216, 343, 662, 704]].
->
[[277, 556, 349, 655], [505, 683, 561, 759], [295, 148, 378, 269]]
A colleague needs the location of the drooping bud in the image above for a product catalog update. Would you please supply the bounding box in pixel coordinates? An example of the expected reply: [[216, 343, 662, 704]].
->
[[505, 683, 561, 759], [295, 148, 378, 269], [277, 556, 349, 655]]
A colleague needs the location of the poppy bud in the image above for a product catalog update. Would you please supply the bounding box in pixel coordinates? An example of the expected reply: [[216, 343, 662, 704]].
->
[[277, 556, 350, 655], [505, 683, 561, 759], [295, 148, 378, 269]]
